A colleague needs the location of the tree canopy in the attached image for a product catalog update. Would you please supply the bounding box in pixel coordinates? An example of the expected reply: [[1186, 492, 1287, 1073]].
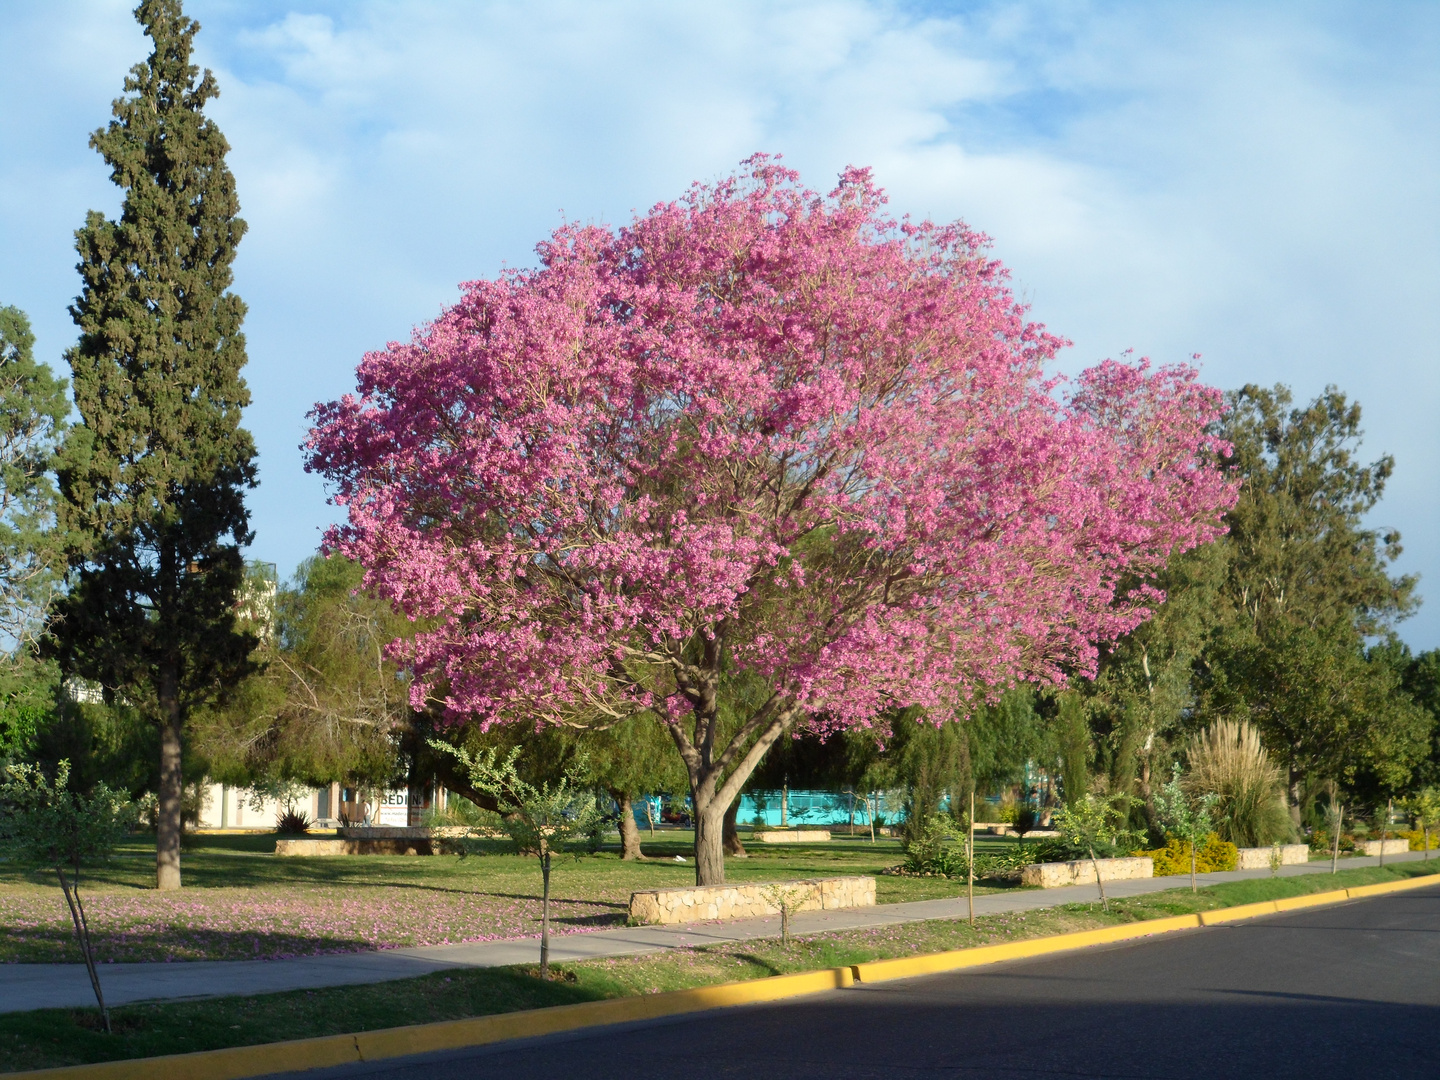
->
[[307, 158, 1237, 884], [49, 0, 256, 889]]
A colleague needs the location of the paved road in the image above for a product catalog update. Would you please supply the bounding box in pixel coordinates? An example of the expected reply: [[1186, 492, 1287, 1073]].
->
[[2, 850, 1434, 1013], [270, 883, 1440, 1080]]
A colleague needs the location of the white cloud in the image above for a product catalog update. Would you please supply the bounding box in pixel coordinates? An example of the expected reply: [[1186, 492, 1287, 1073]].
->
[[2, 0, 1436, 644]]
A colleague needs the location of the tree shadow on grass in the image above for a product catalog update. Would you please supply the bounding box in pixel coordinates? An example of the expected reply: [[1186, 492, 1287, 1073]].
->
[[0, 926, 381, 964]]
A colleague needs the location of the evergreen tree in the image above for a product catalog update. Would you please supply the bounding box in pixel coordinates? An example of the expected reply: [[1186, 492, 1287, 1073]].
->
[[0, 305, 68, 661], [1196, 385, 1425, 812], [50, 0, 257, 890]]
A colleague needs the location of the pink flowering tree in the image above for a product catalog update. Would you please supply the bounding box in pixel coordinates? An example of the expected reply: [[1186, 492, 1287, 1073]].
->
[[307, 158, 1237, 886]]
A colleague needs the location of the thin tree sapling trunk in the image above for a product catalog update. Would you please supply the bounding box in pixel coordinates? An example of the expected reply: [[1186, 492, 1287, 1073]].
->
[[1089, 846, 1109, 912], [1331, 805, 1342, 874], [1425, 822, 1430, 861], [644, 798, 656, 836], [56, 865, 110, 1032], [1380, 800, 1390, 867], [539, 846, 552, 980], [869, 792, 876, 843], [1190, 842, 1198, 894], [616, 793, 646, 861], [967, 789, 975, 927]]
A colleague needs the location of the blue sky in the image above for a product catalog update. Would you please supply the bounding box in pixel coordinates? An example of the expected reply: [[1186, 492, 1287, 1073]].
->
[[2, 1, 1437, 647]]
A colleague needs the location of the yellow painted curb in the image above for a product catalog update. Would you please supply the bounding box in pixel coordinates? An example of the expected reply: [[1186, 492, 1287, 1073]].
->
[[13, 872, 1440, 1080], [7, 967, 854, 1080], [353, 965, 851, 1063], [1274, 889, 1349, 912], [1198, 900, 1277, 925], [1346, 874, 1440, 900], [851, 914, 1202, 984], [5, 1032, 362, 1080]]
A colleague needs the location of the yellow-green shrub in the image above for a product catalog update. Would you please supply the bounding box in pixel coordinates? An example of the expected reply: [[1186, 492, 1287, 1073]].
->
[[1135, 833, 1238, 876], [1397, 829, 1439, 851]]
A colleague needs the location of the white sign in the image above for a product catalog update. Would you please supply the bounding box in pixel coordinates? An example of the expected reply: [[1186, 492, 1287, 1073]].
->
[[375, 789, 412, 826]]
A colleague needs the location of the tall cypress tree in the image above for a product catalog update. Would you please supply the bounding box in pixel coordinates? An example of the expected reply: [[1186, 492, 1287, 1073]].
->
[[52, 0, 257, 890]]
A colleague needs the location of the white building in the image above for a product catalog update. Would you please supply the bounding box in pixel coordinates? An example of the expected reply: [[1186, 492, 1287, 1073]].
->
[[194, 780, 445, 830]]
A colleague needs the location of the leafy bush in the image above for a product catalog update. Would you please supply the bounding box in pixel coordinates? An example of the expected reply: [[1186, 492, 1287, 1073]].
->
[[901, 815, 964, 876], [995, 798, 1019, 825], [1013, 804, 1041, 837], [1397, 829, 1438, 852], [1135, 833, 1237, 876], [1309, 828, 1357, 853], [276, 809, 312, 835]]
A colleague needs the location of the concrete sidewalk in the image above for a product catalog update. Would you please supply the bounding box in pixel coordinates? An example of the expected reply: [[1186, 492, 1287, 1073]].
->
[[2, 849, 1432, 1014]]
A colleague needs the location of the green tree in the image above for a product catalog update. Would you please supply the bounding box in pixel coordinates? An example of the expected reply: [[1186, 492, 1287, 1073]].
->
[[1051, 793, 1141, 912], [1195, 386, 1426, 815], [49, 0, 257, 890], [0, 306, 68, 659], [0, 759, 136, 1030], [580, 716, 688, 861], [437, 742, 601, 980], [191, 555, 409, 790], [1152, 764, 1217, 893]]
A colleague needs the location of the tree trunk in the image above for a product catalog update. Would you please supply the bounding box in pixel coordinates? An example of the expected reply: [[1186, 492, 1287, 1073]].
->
[[616, 792, 646, 861], [539, 848, 551, 980], [694, 800, 726, 886], [667, 693, 797, 887], [966, 789, 975, 927], [57, 867, 110, 1033], [780, 780, 788, 828], [1331, 805, 1342, 873], [156, 665, 183, 891], [1089, 846, 1109, 912], [723, 800, 747, 857], [1190, 843, 1197, 893]]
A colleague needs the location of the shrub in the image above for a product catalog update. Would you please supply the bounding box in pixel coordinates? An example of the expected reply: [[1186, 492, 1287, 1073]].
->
[[276, 809, 312, 835], [901, 814, 964, 876], [1397, 829, 1439, 852], [1136, 833, 1237, 876], [1185, 720, 1292, 846], [1013, 804, 1041, 837]]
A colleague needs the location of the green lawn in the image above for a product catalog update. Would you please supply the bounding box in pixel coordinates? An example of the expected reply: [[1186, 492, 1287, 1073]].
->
[[2, 860, 1434, 1073], [0, 830, 1018, 963]]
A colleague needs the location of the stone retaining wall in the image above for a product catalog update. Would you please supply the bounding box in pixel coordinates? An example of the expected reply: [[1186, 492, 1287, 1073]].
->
[[276, 838, 436, 856], [755, 830, 831, 843], [337, 826, 473, 839], [629, 875, 875, 925], [1234, 844, 1310, 870], [1359, 838, 1410, 857], [1020, 856, 1153, 889]]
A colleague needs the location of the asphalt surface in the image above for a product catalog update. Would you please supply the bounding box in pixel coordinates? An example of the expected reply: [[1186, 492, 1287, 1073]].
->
[[269, 884, 1440, 1080], [5, 850, 1431, 1012]]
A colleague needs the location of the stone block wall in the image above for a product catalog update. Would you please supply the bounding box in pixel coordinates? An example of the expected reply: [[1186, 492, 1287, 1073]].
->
[[1359, 838, 1410, 857], [275, 838, 435, 856], [1234, 844, 1311, 869], [1020, 856, 1153, 889], [629, 875, 875, 925]]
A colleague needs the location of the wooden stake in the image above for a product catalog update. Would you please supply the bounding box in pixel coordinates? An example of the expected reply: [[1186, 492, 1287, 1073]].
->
[[967, 788, 975, 927]]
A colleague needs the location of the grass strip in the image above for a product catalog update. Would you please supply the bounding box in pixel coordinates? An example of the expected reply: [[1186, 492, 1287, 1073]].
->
[[3, 860, 1437, 1073]]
